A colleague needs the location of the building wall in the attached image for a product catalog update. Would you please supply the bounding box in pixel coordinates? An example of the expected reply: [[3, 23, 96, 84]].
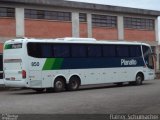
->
[[125, 29, 155, 41], [0, 7, 157, 42], [0, 18, 16, 37], [80, 23, 88, 38], [0, 43, 3, 53], [93, 27, 118, 40], [25, 19, 72, 38]]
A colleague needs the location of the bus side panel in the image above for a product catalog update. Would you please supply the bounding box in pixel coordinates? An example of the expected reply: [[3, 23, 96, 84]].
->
[[67, 67, 145, 85]]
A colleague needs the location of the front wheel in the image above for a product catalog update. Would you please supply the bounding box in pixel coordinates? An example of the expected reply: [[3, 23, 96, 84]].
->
[[135, 74, 143, 85]]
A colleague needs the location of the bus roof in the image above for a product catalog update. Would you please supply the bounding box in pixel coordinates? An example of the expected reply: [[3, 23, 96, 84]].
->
[[5, 37, 150, 46]]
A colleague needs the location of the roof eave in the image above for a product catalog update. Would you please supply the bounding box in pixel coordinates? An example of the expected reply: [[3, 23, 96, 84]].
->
[[1, 0, 160, 16]]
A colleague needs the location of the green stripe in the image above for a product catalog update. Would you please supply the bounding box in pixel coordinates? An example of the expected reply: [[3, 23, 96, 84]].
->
[[52, 58, 63, 69], [42, 58, 56, 70], [4, 44, 12, 49], [42, 58, 63, 70]]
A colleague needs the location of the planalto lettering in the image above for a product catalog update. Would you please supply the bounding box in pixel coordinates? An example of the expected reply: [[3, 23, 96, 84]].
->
[[121, 59, 137, 66]]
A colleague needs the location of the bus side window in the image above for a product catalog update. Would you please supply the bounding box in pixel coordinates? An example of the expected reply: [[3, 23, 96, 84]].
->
[[54, 44, 70, 58], [117, 45, 129, 57], [27, 43, 41, 58], [88, 45, 102, 57], [71, 44, 87, 58], [41, 44, 53, 58], [130, 45, 142, 57], [103, 45, 116, 57]]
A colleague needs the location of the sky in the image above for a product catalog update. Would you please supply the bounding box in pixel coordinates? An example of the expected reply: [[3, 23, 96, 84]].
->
[[67, 0, 160, 42], [67, 0, 160, 10]]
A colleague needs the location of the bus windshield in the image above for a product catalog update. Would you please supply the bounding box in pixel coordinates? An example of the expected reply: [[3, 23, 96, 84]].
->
[[142, 45, 154, 69]]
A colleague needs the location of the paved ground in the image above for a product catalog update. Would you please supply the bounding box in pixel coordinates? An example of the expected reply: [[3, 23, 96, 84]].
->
[[0, 79, 160, 114]]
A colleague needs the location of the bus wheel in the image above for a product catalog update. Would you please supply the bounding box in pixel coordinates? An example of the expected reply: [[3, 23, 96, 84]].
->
[[67, 76, 80, 91], [54, 77, 65, 92], [32, 88, 44, 93], [135, 73, 143, 85]]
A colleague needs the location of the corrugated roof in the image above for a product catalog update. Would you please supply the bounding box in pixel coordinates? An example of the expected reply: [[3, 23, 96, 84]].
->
[[0, 0, 160, 16]]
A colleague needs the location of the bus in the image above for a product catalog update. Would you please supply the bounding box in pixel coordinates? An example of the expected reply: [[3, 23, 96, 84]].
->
[[3, 37, 155, 92]]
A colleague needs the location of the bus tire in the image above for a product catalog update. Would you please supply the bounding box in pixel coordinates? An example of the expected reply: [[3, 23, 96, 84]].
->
[[54, 77, 65, 92], [67, 76, 80, 91], [135, 73, 143, 85]]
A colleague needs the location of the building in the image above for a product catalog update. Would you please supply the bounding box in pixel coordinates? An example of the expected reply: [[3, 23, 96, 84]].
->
[[0, 0, 160, 69]]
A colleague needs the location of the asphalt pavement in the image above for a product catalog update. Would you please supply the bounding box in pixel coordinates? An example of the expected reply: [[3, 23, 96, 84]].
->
[[0, 79, 160, 115]]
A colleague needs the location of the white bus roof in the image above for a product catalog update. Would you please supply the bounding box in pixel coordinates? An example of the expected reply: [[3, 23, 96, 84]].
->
[[5, 37, 150, 46]]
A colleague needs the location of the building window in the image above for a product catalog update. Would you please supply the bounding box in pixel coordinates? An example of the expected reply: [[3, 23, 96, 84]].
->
[[25, 9, 71, 21], [79, 13, 87, 22], [124, 17, 154, 30], [0, 7, 15, 17], [92, 14, 117, 28]]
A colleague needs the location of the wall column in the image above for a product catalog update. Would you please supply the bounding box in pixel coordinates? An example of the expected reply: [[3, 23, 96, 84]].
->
[[155, 46, 159, 70], [15, 8, 24, 37], [87, 13, 92, 38], [155, 18, 159, 42], [72, 12, 79, 37], [155, 18, 159, 70], [117, 16, 124, 40]]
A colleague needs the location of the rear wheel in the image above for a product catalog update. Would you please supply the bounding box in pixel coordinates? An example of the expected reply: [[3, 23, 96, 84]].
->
[[54, 77, 65, 92], [67, 76, 80, 91]]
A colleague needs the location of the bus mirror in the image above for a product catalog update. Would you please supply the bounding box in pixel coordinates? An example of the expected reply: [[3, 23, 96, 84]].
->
[[151, 53, 157, 60], [148, 54, 154, 69]]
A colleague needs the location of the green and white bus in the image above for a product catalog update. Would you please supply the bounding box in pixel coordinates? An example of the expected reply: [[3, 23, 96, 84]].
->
[[3, 38, 155, 92]]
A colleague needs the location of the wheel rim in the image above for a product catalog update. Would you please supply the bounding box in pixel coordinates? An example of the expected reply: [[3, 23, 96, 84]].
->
[[136, 76, 142, 84], [55, 81, 63, 89], [71, 81, 78, 89]]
